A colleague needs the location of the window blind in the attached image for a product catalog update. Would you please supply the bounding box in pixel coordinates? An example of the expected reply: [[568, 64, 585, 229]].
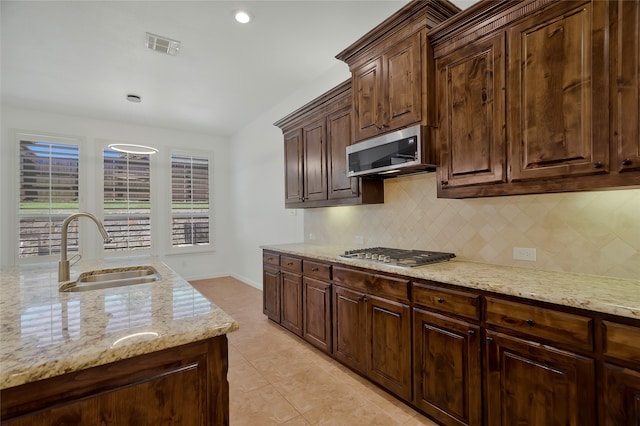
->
[[19, 140, 80, 258], [103, 148, 151, 251], [171, 154, 211, 247]]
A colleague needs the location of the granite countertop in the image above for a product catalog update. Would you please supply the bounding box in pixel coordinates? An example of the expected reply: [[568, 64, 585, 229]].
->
[[0, 256, 238, 390], [262, 243, 640, 320]]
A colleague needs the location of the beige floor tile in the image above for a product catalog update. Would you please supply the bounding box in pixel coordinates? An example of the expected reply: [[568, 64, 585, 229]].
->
[[191, 277, 437, 426]]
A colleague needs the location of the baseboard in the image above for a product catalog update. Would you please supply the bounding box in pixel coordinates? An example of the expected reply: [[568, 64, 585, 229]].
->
[[230, 273, 262, 290]]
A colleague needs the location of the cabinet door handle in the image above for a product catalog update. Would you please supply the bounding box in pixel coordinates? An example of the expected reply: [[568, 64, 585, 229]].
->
[[441, 180, 449, 186], [486, 337, 494, 343], [437, 297, 445, 304], [525, 319, 535, 326], [467, 330, 475, 336], [593, 161, 603, 169], [622, 158, 632, 166]]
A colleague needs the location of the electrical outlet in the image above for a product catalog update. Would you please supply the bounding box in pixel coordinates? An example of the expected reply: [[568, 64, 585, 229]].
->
[[354, 235, 364, 245], [513, 247, 536, 261], [308, 233, 316, 241]]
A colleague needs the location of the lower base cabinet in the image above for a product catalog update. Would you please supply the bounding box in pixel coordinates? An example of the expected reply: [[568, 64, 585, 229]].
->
[[333, 285, 367, 374], [281, 271, 303, 336], [1, 337, 230, 426], [263, 265, 280, 322], [302, 276, 332, 353], [413, 309, 482, 426], [603, 364, 640, 425], [485, 331, 596, 426]]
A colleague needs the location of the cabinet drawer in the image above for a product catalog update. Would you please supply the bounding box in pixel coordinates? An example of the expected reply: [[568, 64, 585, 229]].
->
[[263, 252, 280, 267], [485, 297, 593, 352], [413, 282, 481, 320], [281, 256, 302, 273], [303, 260, 331, 280], [333, 266, 409, 301], [603, 320, 640, 364]]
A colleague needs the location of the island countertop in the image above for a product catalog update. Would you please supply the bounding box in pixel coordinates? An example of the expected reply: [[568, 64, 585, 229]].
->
[[262, 243, 640, 320], [0, 256, 238, 390]]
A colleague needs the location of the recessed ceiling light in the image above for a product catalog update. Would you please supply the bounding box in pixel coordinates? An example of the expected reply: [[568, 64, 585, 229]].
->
[[234, 10, 251, 24], [126, 94, 142, 103]]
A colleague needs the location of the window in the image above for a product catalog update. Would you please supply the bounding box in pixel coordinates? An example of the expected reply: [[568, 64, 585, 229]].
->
[[19, 138, 80, 258], [171, 154, 211, 248], [103, 147, 151, 252]]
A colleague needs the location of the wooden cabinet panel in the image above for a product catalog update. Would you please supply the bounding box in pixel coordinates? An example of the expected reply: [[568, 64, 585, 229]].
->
[[413, 309, 481, 426], [437, 32, 506, 191], [327, 106, 359, 200], [1, 338, 229, 426], [413, 282, 481, 321], [603, 363, 640, 426], [612, 0, 640, 173], [384, 32, 423, 131], [485, 297, 593, 351], [367, 295, 412, 400], [263, 252, 280, 267], [302, 260, 331, 281], [508, 2, 608, 181], [303, 119, 327, 202], [281, 256, 302, 273], [485, 331, 596, 426], [332, 266, 410, 302], [333, 285, 367, 374], [353, 58, 383, 141], [281, 271, 303, 336], [603, 320, 640, 364], [262, 266, 280, 323], [303, 276, 332, 353], [284, 130, 303, 205]]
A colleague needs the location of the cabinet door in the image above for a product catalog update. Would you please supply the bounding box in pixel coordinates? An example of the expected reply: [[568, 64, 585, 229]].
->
[[603, 363, 640, 426], [612, 0, 640, 173], [303, 119, 327, 202], [485, 331, 596, 426], [303, 276, 332, 353], [328, 106, 359, 200], [508, 2, 608, 181], [263, 266, 280, 322], [284, 130, 303, 205], [367, 295, 412, 401], [281, 272, 303, 336], [383, 32, 423, 132], [353, 58, 383, 141], [333, 285, 367, 374], [437, 33, 506, 190], [413, 309, 481, 426]]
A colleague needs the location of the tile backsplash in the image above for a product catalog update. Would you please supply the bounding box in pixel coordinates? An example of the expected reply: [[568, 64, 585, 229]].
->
[[305, 173, 640, 280]]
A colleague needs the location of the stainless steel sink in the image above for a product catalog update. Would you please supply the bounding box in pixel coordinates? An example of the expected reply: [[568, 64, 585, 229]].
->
[[60, 266, 161, 292]]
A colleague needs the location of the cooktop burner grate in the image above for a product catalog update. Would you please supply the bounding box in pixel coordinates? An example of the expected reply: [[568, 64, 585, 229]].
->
[[338, 247, 455, 268]]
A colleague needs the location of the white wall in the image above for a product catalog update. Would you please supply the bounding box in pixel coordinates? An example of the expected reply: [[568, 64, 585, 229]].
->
[[0, 106, 232, 280], [228, 62, 352, 288]]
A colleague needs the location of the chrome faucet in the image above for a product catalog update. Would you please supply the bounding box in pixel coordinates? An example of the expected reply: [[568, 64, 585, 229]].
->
[[58, 212, 112, 282]]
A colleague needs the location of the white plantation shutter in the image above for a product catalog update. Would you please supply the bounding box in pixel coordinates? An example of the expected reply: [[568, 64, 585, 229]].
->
[[19, 140, 80, 258], [171, 154, 211, 247], [103, 147, 151, 251]]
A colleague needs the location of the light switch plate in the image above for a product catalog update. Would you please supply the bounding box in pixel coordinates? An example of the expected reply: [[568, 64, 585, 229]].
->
[[513, 247, 536, 261]]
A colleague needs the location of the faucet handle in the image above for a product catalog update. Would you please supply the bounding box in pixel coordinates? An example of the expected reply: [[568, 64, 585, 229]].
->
[[69, 253, 82, 266]]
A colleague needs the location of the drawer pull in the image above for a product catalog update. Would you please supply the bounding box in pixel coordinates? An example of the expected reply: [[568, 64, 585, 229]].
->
[[267, 257, 273, 261], [467, 330, 475, 336], [525, 319, 535, 326], [486, 337, 494, 343], [437, 297, 445, 304], [287, 262, 293, 266], [311, 268, 319, 272]]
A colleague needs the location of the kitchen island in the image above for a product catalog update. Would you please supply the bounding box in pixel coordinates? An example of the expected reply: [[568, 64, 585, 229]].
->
[[0, 257, 238, 425]]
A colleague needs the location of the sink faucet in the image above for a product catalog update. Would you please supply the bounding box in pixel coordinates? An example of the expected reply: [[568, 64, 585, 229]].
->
[[58, 212, 112, 282]]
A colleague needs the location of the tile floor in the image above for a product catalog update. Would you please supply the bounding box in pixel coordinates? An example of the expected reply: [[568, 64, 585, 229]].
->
[[190, 277, 439, 426]]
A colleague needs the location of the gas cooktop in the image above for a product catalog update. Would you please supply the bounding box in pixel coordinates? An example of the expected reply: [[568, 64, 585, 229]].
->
[[338, 247, 455, 268]]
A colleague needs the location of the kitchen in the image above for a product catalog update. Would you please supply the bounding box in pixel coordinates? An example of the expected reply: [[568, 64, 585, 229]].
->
[[1, 0, 639, 425]]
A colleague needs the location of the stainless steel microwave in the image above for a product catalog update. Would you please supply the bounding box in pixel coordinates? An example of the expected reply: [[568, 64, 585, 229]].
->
[[346, 125, 436, 178]]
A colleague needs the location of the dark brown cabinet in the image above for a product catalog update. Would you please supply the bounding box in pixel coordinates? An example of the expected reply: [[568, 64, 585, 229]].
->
[[302, 260, 333, 353], [431, 0, 640, 198], [485, 331, 596, 426], [275, 80, 383, 208], [262, 252, 281, 323], [332, 267, 412, 400], [436, 32, 506, 194], [336, 1, 458, 143], [281, 271, 303, 336], [1, 337, 230, 426]]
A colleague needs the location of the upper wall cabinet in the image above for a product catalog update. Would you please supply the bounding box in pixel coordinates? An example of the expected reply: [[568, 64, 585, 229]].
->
[[274, 81, 384, 209], [431, 0, 640, 198], [336, 0, 459, 143]]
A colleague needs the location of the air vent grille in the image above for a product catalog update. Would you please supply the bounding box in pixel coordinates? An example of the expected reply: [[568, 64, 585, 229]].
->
[[145, 32, 180, 56]]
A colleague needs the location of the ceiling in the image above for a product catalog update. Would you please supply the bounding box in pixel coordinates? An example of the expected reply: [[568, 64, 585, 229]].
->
[[1, 0, 476, 137]]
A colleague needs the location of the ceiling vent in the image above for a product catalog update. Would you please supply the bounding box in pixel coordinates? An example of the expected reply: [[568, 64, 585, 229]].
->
[[145, 32, 180, 56]]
